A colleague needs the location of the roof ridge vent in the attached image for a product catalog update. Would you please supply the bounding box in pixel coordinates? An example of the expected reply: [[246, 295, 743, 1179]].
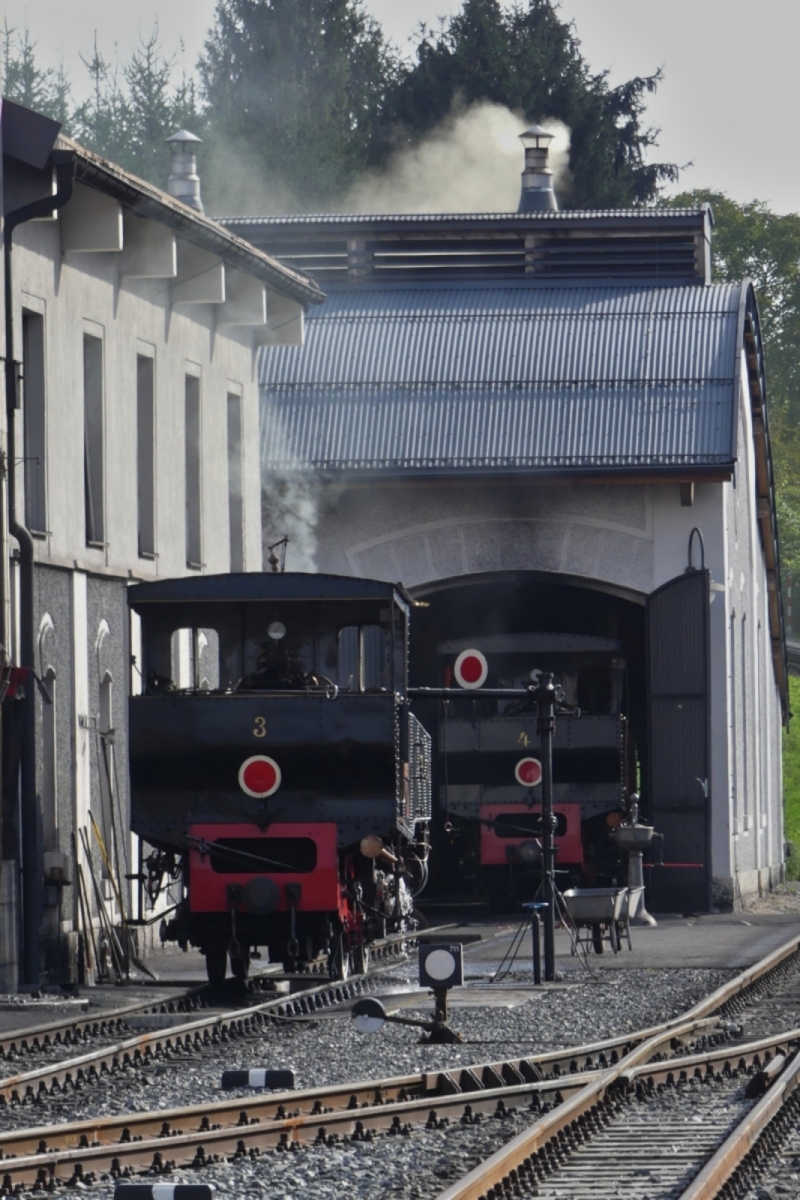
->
[[518, 125, 557, 213]]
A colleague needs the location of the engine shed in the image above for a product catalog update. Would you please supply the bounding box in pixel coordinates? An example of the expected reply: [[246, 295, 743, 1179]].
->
[[223, 198, 787, 912]]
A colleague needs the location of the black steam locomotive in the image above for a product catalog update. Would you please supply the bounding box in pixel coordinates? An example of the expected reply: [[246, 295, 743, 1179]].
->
[[127, 573, 431, 982], [432, 633, 632, 904], [404, 575, 642, 906]]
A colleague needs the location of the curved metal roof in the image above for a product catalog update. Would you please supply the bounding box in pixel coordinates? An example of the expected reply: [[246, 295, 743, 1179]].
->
[[128, 572, 409, 605], [259, 280, 745, 475]]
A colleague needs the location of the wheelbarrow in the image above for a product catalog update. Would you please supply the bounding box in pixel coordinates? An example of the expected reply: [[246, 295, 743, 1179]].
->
[[561, 886, 632, 954]]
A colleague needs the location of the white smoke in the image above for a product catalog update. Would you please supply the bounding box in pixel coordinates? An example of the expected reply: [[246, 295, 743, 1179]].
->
[[342, 102, 571, 214], [207, 134, 301, 215], [262, 474, 321, 574], [261, 398, 346, 573]]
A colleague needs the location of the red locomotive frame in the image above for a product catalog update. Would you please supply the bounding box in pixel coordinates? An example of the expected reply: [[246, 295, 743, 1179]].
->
[[188, 822, 343, 915], [479, 803, 584, 868]]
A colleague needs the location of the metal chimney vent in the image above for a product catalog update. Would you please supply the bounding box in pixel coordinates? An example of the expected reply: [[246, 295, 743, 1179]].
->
[[518, 125, 557, 213], [166, 130, 203, 213]]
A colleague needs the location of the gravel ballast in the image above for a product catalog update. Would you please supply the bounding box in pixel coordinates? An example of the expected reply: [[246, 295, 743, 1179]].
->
[[0, 960, 738, 1197]]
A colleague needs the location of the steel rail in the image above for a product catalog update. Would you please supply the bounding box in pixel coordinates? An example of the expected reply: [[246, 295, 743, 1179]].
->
[[0, 925, 433, 1105], [0, 1018, 728, 1190], [0, 989, 207, 1060], [432, 932, 800, 1200], [0, 921, 438, 1099], [0, 1015, 724, 1161], [676, 1048, 800, 1199], [0, 996, 795, 1188], [0, 930, 797, 1191], [0, 975, 377, 1105], [623, 1028, 800, 1087]]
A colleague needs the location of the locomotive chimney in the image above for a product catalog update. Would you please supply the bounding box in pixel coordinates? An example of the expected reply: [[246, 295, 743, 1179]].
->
[[166, 130, 204, 213], [518, 125, 558, 213]]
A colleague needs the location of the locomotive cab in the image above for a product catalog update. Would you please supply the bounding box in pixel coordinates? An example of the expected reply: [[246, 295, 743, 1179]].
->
[[128, 573, 431, 982]]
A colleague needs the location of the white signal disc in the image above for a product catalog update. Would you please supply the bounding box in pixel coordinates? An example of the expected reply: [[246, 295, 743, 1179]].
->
[[425, 948, 457, 981], [454, 649, 488, 690]]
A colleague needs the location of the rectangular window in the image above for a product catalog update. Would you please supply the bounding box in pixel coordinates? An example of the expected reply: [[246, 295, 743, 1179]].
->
[[83, 334, 104, 546], [227, 392, 244, 572], [136, 355, 156, 557], [23, 311, 46, 535], [185, 374, 202, 568]]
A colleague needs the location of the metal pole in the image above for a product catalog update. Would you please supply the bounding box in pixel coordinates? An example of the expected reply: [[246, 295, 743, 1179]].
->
[[531, 910, 541, 985], [533, 672, 556, 982]]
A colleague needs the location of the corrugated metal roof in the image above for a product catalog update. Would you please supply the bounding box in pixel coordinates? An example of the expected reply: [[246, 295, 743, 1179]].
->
[[259, 280, 744, 475]]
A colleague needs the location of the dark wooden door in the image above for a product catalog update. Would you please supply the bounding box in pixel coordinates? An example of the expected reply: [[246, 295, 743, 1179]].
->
[[645, 568, 712, 913]]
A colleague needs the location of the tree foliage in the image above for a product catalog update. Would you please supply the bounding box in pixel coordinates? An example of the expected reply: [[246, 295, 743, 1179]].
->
[[71, 31, 200, 184], [3, 24, 199, 189], [196, 0, 677, 211], [2, 1, 677, 211], [671, 191, 800, 591], [198, 0, 397, 211], [388, 0, 677, 208], [2, 23, 71, 124]]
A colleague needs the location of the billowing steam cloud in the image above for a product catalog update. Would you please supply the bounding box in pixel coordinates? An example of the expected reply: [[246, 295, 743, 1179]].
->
[[342, 102, 571, 214]]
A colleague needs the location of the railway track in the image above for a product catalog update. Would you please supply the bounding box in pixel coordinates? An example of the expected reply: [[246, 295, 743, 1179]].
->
[[0, 1012, 743, 1190], [432, 934, 800, 1200], [0, 933, 796, 1193], [0, 926, 429, 1106], [0, 989, 207, 1063]]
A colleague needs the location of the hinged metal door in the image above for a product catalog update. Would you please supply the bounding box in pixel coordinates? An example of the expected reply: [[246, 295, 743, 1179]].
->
[[645, 568, 712, 912]]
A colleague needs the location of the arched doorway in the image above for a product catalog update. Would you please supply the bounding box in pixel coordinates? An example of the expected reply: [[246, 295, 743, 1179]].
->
[[407, 566, 712, 913]]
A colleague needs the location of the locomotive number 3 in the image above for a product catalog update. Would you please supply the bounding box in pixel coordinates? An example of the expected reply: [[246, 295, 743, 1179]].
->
[[253, 716, 267, 738]]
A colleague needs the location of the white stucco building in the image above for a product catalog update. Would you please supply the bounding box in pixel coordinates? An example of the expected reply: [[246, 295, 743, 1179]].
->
[[225, 202, 787, 914], [0, 99, 323, 986]]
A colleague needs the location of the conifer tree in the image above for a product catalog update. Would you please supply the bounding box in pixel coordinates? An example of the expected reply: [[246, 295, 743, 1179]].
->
[[198, 0, 397, 211], [388, 0, 677, 208], [2, 23, 72, 125], [73, 29, 201, 187]]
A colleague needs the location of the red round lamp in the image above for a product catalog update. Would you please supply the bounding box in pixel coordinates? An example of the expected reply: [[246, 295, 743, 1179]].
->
[[238, 755, 282, 798]]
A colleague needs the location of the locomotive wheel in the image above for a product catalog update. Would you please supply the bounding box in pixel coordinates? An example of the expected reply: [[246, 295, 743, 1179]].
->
[[351, 942, 370, 976], [328, 935, 351, 981], [205, 941, 228, 985]]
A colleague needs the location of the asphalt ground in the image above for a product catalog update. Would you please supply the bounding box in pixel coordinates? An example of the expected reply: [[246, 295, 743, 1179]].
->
[[0, 904, 796, 1035]]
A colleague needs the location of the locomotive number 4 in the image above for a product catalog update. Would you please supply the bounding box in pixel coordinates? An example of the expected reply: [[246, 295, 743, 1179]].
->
[[518, 731, 531, 747], [253, 716, 267, 738]]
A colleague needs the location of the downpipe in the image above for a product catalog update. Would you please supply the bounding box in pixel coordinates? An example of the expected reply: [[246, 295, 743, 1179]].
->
[[3, 151, 75, 985]]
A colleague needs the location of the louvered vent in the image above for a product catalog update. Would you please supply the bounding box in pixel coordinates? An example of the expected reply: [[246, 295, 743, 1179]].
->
[[528, 234, 699, 280], [219, 209, 711, 287]]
